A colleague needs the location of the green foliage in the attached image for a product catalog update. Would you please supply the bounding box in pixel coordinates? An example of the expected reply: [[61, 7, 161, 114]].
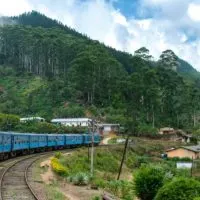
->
[[56, 105, 85, 118], [137, 124, 159, 138], [15, 121, 86, 133], [95, 151, 119, 173], [55, 152, 63, 159], [91, 196, 101, 200], [168, 157, 192, 162], [134, 165, 165, 200], [1, 11, 200, 132], [91, 177, 107, 188], [155, 177, 200, 200], [0, 113, 20, 131], [126, 154, 151, 168], [72, 172, 90, 186], [107, 180, 134, 200], [45, 183, 66, 200]]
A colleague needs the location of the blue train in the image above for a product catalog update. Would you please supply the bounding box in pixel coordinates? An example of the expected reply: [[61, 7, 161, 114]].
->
[[0, 132, 101, 160]]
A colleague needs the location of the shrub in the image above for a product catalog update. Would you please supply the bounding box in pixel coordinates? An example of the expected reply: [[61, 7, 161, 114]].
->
[[0, 113, 20, 130], [107, 180, 134, 200], [136, 123, 159, 138], [92, 196, 101, 200], [155, 177, 200, 200], [92, 178, 107, 188], [55, 152, 62, 159], [66, 176, 73, 183], [51, 157, 68, 176], [134, 165, 165, 200], [72, 172, 90, 186]]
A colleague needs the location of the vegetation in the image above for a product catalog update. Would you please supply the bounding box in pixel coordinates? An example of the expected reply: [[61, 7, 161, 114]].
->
[[51, 157, 68, 176], [155, 177, 200, 200], [45, 184, 67, 200], [134, 165, 165, 200], [0, 113, 19, 131], [0, 113, 87, 133], [50, 139, 187, 199], [1, 11, 200, 132]]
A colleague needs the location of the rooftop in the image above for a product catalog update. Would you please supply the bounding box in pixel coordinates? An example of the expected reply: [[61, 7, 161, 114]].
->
[[166, 145, 200, 153], [20, 117, 45, 121], [51, 118, 91, 123]]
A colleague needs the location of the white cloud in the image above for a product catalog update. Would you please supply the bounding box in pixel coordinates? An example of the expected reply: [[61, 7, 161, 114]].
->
[[188, 3, 200, 21], [0, 0, 200, 71], [0, 0, 32, 16]]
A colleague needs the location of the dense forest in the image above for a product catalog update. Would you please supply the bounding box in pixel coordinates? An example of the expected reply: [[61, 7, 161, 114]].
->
[[1, 11, 200, 131]]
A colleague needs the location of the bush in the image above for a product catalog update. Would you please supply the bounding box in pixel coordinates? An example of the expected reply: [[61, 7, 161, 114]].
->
[[92, 196, 101, 200], [136, 124, 159, 138], [107, 180, 133, 200], [16, 121, 58, 133], [92, 178, 107, 188], [0, 113, 20, 130], [55, 152, 63, 159], [51, 157, 68, 176], [72, 172, 90, 186], [155, 177, 200, 200], [56, 104, 85, 118], [134, 165, 165, 200]]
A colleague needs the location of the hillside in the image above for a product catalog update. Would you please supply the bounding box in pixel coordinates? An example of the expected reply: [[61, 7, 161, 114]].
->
[[0, 11, 200, 129]]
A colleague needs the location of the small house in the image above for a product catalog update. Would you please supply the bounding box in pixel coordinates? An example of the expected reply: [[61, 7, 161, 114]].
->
[[166, 146, 200, 159], [159, 127, 175, 135], [51, 118, 91, 127], [96, 124, 120, 136]]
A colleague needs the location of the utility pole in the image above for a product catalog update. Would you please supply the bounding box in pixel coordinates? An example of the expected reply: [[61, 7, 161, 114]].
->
[[88, 120, 90, 162], [117, 135, 129, 180], [90, 119, 95, 177]]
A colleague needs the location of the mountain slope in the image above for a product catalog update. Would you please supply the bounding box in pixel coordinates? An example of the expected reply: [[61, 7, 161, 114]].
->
[[0, 11, 200, 129], [12, 11, 199, 75]]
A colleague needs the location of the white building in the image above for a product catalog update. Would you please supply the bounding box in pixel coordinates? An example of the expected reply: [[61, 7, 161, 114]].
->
[[20, 117, 45, 123], [51, 118, 91, 127]]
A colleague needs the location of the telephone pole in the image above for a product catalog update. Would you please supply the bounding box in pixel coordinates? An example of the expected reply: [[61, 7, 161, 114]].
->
[[117, 135, 129, 180]]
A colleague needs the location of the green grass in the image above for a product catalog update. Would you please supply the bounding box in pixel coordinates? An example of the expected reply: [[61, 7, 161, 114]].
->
[[45, 183, 67, 200]]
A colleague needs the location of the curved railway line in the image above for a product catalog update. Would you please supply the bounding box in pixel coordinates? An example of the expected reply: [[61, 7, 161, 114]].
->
[[0, 153, 51, 200], [0, 144, 121, 200]]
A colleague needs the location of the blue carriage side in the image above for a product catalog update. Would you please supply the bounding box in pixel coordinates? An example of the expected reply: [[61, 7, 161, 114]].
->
[[0, 132, 12, 153], [0, 131, 101, 160], [47, 134, 65, 148]]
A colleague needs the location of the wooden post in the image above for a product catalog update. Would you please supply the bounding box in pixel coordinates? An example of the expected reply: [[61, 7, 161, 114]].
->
[[117, 135, 129, 180]]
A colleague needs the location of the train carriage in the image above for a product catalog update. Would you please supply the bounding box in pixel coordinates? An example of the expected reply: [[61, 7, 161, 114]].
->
[[38, 134, 48, 148], [47, 134, 65, 148], [29, 134, 48, 151], [0, 132, 12, 155], [0, 131, 101, 160], [65, 134, 84, 146], [83, 134, 92, 144], [12, 133, 29, 151]]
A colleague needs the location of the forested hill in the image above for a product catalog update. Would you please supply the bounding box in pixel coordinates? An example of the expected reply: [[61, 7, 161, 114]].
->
[[2, 11, 198, 77], [0, 11, 200, 130]]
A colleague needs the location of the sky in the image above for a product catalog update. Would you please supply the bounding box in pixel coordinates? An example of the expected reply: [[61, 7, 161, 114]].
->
[[0, 0, 200, 70]]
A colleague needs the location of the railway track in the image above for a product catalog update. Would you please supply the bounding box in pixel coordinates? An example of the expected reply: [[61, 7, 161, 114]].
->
[[0, 153, 48, 200], [0, 144, 121, 200]]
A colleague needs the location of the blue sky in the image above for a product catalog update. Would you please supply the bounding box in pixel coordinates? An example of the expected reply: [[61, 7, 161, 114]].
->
[[1, 0, 200, 70]]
